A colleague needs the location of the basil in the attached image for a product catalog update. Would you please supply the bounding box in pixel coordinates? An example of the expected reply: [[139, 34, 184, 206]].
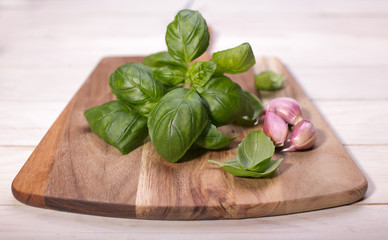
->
[[237, 129, 274, 170], [187, 61, 217, 87], [84, 9, 283, 168], [194, 122, 236, 150], [166, 9, 210, 66], [233, 91, 264, 126], [142, 51, 187, 71], [147, 88, 208, 162], [209, 130, 282, 178], [153, 67, 186, 86], [208, 157, 282, 178], [84, 101, 148, 155], [254, 70, 285, 91], [109, 62, 164, 116], [212, 43, 256, 74], [197, 75, 254, 126]]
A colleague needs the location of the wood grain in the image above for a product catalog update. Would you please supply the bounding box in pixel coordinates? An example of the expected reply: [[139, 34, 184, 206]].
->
[[12, 57, 367, 220]]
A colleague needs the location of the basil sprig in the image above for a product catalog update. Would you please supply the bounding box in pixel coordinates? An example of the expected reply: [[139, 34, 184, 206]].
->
[[84, 9, 264, 163], [209, 130, 283, 178]]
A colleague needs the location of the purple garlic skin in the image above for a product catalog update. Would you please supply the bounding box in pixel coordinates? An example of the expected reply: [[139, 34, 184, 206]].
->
[[282, 120, 316, 152], [263, 111, 288, 147], [265, 97, 303, 125]]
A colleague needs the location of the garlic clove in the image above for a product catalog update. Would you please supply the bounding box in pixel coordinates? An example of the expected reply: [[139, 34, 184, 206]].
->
[[265, 97, 303, 125], [282, 120, 316, 152], [263, 111, 288, 147]]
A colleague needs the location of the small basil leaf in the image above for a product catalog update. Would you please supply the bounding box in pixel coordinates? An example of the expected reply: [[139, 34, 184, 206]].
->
[[153, 67, 185, 85], [166, 9, 210, 66], [233, 91, 264, 126], [187, 61, 217, 87], [208, 157, 283, 178], [109, 63, 165, 116], [84, 100, 148, 155], [148, 88, 208, 162], [194, 122, 236, 150], [212, 43, 255, 74], [254, 70, 285, 91], [142, 51, 187, 71], [197, 75, 254, 126], [237, 129, 275, 170], [247, 157, 272, 172]]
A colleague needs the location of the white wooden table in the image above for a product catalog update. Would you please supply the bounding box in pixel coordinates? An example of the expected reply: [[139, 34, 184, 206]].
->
[[1, 0, 388, 239]]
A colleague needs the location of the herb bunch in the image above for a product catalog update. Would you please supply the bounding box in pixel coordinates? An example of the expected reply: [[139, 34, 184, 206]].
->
[[84, 9, 263, 163]]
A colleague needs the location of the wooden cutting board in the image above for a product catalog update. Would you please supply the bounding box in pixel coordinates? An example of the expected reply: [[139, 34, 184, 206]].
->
[[12, 56, 367, 220]]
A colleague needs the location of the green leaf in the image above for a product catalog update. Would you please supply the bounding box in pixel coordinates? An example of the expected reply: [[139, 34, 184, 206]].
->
[[187, 61, 217, 87], [197, 75, 254, 126], [233, 91, 264, 126], [254, 70, 285, 91], [109, 63, 165, 116], [142, 51, 187, 71], [84, 100, 148, 155], [208, 157, 282, 178], [212, 43, 255, 74], [153, 67, 186, 86], [166, 9, 210, 66], [148, 88, 208, 162], [237, 130, 275, 170], [194, 122, 236, 150]]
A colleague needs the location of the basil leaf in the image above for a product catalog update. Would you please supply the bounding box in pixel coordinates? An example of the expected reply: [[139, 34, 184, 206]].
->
[[194, 122, 236, 150], [142, 51, 187, 71], [187, 61, 217, 87], [153, 67, 186, 86], [212, 43, 255, 74], [234, 91, 264, 126], [84, 100, 148, 155], [237, 129, 275, 170], [148, 88, 208, 162], [197, 75, 254, 126], [254, 70, 285, 91], [166, 9, 210, 66], [208, 157, 282, 178], [109, 63, 165, 116]]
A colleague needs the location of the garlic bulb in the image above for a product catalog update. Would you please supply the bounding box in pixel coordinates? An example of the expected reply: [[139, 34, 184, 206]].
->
[[282, 120, 316, 152], [265, 97, 303, 125], [263, 111, 288, 147]]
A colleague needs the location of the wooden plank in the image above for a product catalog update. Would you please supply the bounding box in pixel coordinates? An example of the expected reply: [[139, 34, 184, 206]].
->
[[348, 146, 388, 204], [2, 1, 388, 69], [313, 100, 388, 145], [11, 57, 367, 220], [290, 66, 388, 100], [2, 31, 388, 68], [0, 147, 34, 206], [0, 101, 65, 146], [0, 67, 87, 101], [190, 0, 388, 14], [0, 205, 387, 239]]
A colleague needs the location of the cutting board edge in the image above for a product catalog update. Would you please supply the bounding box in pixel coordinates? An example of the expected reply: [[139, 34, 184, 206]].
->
[[40, 176, 367, 220], [11, 97, 78, 209]]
